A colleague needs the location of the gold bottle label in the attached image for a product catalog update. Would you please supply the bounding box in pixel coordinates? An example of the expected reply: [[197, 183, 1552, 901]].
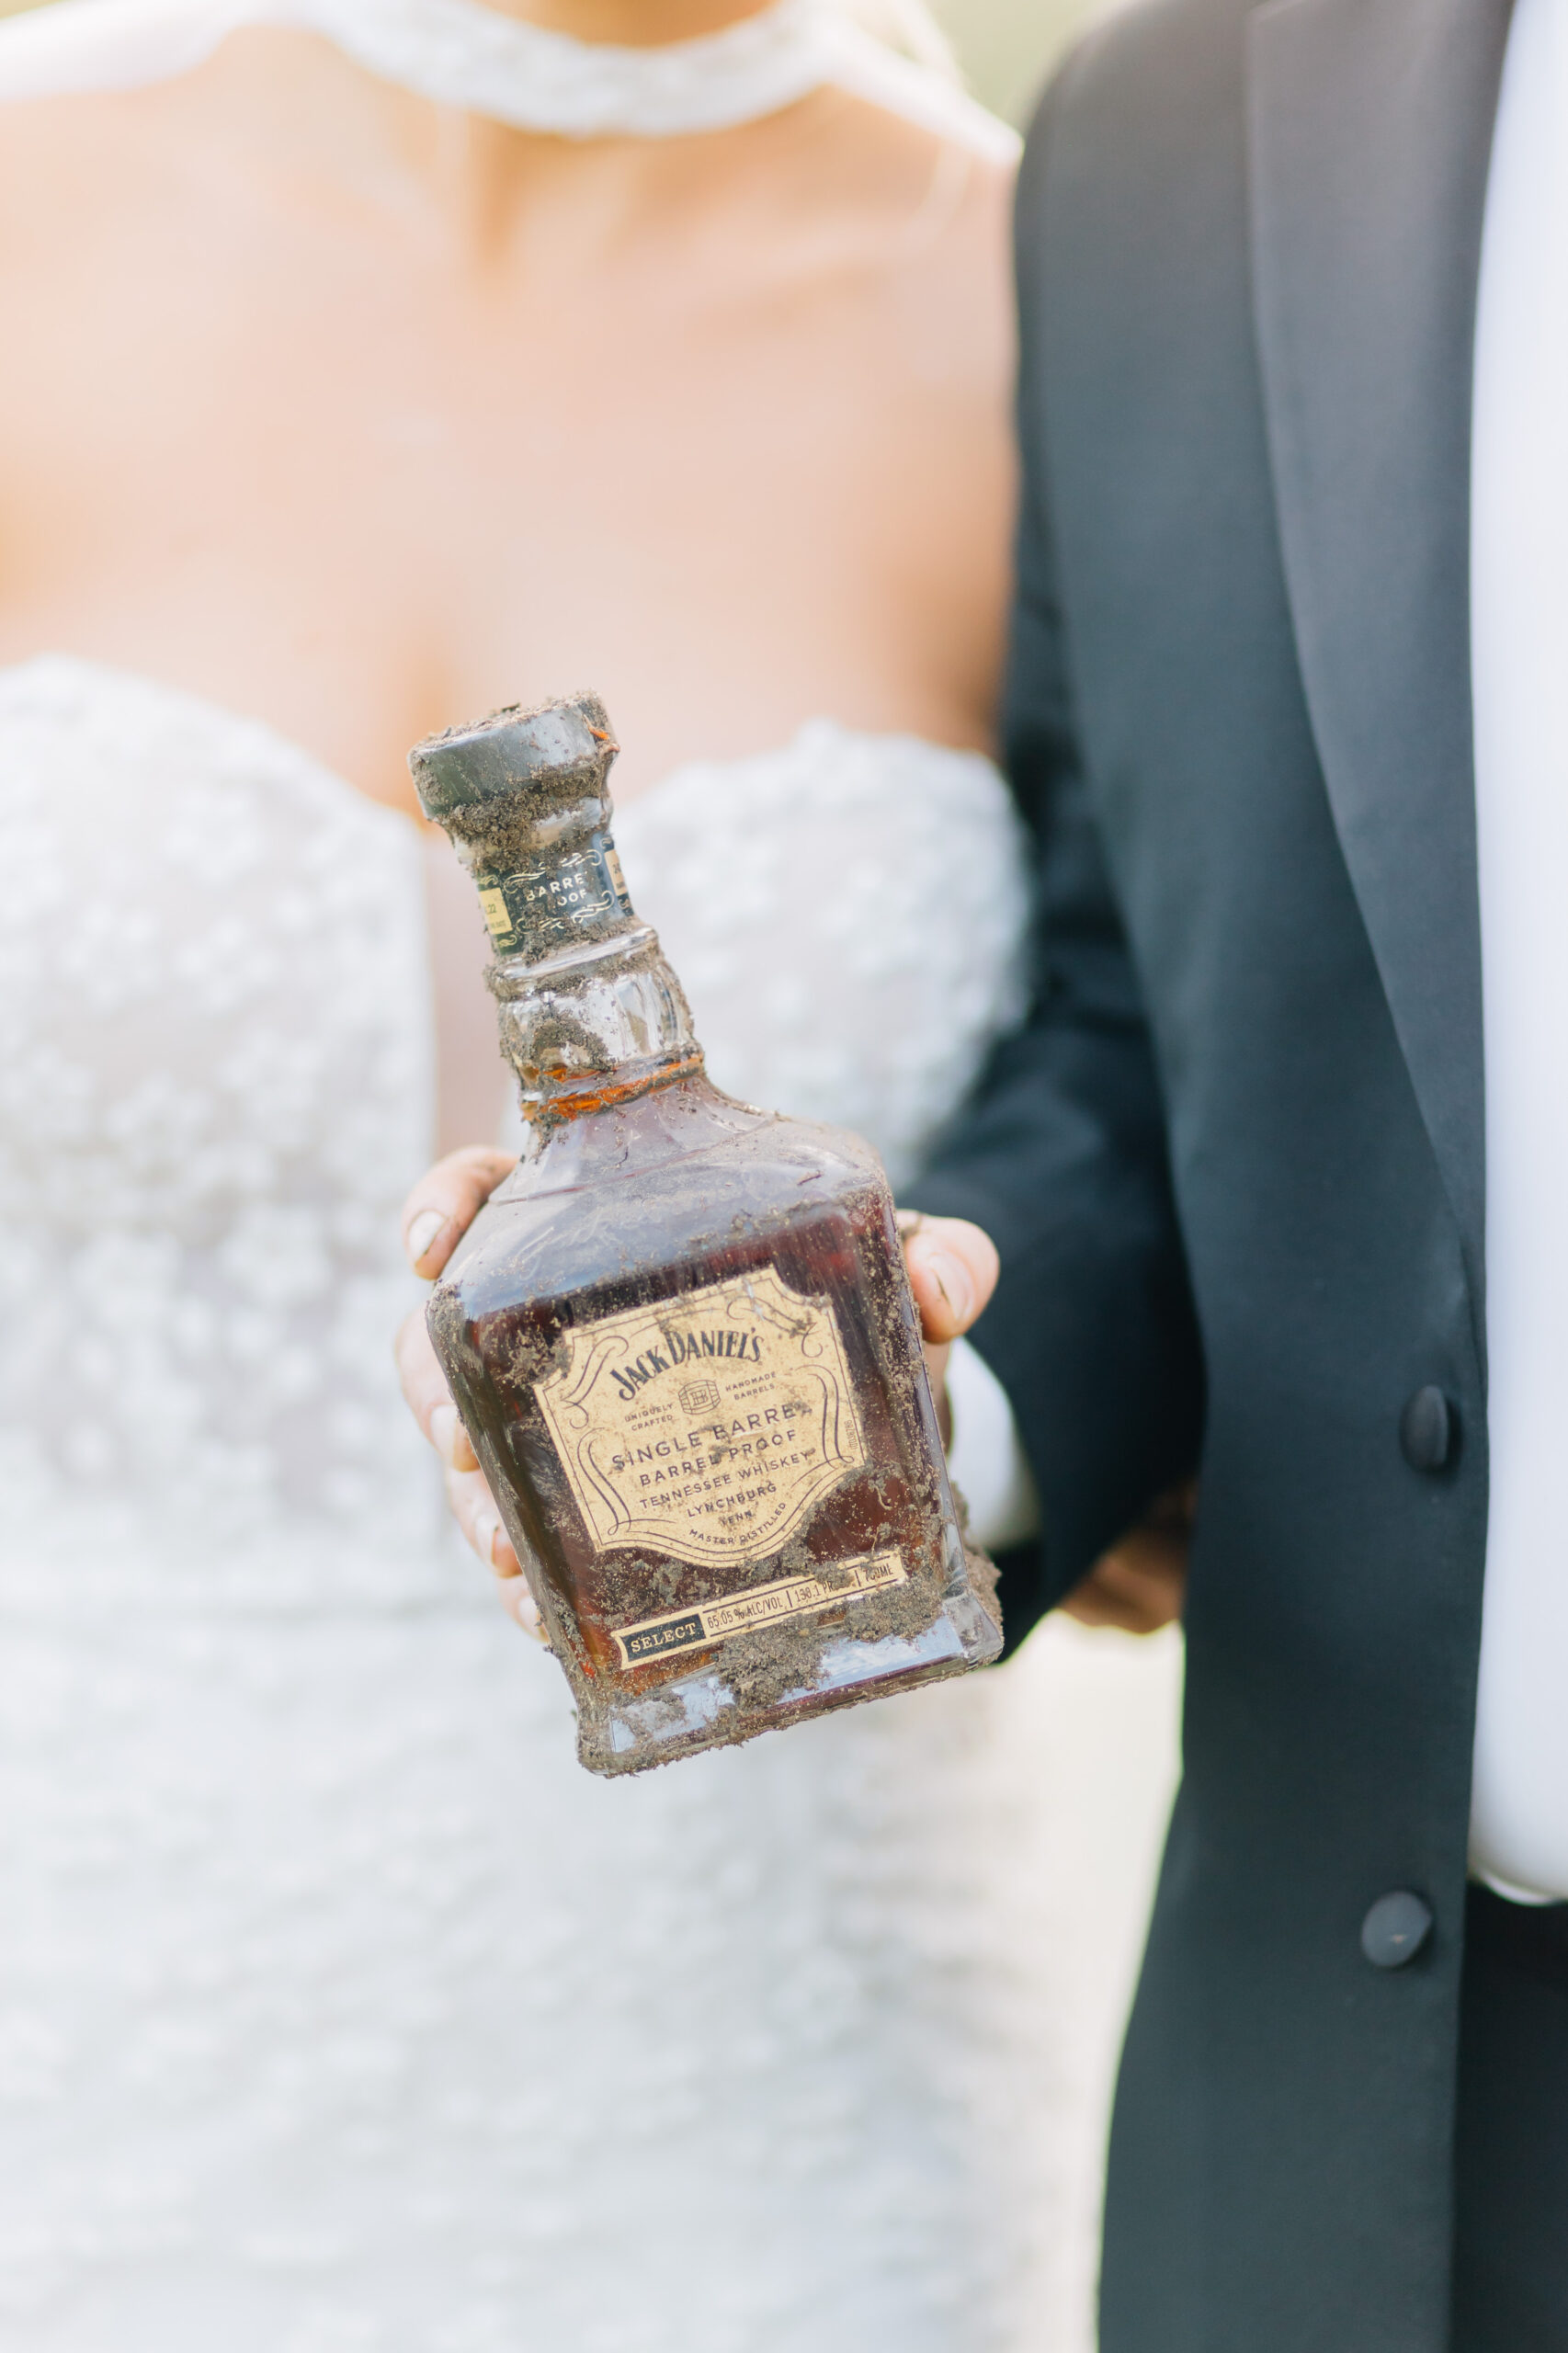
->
[[609, 1548, 908, 1668], [535, 1266, 868, 1569]]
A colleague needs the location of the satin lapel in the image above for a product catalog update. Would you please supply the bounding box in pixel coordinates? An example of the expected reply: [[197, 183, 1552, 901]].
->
[[1247, 0, 1512, 1312]]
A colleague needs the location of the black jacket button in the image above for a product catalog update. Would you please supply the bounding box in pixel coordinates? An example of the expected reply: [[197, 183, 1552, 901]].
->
[[1400, 1386, 1455, 1472], [1361, 1891, 1434, 1969]]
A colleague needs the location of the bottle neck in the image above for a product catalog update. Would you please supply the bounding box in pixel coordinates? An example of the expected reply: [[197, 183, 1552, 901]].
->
[[406, 691, 702, 1131], [490, 921, 704, 1132]]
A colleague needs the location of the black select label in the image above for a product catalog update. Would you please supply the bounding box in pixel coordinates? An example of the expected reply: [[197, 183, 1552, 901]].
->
[[534, 1267, 867, 1570], [610, 1551, 909, 1669], [476, 834, 631, 957]]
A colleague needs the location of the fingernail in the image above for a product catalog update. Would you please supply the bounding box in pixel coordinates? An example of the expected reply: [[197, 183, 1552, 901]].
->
[[407, 1209, 447, 1267], [430, 1404, 467, 1468], [926, 1250, 973, 1324], [472, 1509, 501, 1566]]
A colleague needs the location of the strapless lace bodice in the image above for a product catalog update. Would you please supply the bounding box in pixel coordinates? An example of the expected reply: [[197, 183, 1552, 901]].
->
[[0, 655, 1075, 2353], [0, 656, 1028, 1617], [0, 658, 441, 1608], [616, 718, 1028, 1189]]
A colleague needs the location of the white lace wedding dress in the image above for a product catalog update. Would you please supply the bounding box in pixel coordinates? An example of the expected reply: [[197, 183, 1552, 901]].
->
[[0, 654, 1181, 2353], [0, 5, 1185, 2345]]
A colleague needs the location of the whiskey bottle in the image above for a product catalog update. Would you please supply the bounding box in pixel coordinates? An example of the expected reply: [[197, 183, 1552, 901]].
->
[[410, 693, 1002, 1776]]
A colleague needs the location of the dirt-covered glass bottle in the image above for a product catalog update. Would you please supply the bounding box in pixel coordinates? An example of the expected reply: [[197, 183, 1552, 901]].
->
[[410, 693, 1001, 1776]]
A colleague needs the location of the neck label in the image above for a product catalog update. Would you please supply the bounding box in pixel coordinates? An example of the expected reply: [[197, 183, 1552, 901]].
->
[[478, 834, 631, 958]]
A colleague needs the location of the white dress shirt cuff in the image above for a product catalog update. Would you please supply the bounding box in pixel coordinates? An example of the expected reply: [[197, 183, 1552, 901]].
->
[[945, 1336, 1041, 1553]]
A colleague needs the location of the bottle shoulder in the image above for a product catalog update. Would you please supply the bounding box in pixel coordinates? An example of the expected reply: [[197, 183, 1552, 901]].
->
[[501, 1076, 882, 1204], [442, 1087, 890, 1319]]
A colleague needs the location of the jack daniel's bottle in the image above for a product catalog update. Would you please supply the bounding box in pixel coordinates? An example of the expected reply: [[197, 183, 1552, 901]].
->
[[411, 694, 1002, 1776]]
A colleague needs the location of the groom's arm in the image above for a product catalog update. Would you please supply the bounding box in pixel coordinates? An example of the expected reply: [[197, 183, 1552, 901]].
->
[[906, 461, 1204, 1648]]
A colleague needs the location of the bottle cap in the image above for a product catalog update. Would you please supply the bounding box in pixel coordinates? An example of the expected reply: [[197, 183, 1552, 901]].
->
[[409, 692, 636, 964], [408, 692, 617, 823]]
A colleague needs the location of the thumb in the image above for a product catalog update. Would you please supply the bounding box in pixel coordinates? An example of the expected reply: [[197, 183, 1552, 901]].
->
[[401, 1146, 517, 1279], [898, 1214, 1000, 1346]]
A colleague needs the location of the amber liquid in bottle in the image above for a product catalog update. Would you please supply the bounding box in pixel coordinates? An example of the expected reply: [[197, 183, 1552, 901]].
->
[[411, 694, 1001, 1776]]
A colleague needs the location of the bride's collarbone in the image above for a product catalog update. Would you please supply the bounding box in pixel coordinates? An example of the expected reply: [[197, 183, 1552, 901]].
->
[[0, 59, 1012, 466]]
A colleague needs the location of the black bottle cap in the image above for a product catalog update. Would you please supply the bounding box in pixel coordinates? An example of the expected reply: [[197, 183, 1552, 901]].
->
[[408, 691, 617, 823]]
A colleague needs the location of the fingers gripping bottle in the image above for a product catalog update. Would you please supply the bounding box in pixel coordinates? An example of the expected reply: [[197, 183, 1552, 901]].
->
[[410, 694, 1002, 1775]]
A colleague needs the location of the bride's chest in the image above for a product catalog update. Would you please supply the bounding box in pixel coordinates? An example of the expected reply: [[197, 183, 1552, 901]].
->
[[0, 198, 997, 814]]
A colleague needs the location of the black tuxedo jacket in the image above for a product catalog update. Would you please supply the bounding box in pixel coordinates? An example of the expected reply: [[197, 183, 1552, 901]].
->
[[909, 0, 1517, 2344]]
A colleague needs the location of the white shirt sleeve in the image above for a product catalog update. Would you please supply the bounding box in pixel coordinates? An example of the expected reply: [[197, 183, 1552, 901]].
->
[[944, 1336, 1041, 1553], [1466, 0, 1568, 1904]]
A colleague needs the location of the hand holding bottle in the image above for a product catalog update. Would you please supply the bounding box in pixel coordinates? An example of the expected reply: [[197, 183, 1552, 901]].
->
[[397, 1154, 1000, 1638]]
